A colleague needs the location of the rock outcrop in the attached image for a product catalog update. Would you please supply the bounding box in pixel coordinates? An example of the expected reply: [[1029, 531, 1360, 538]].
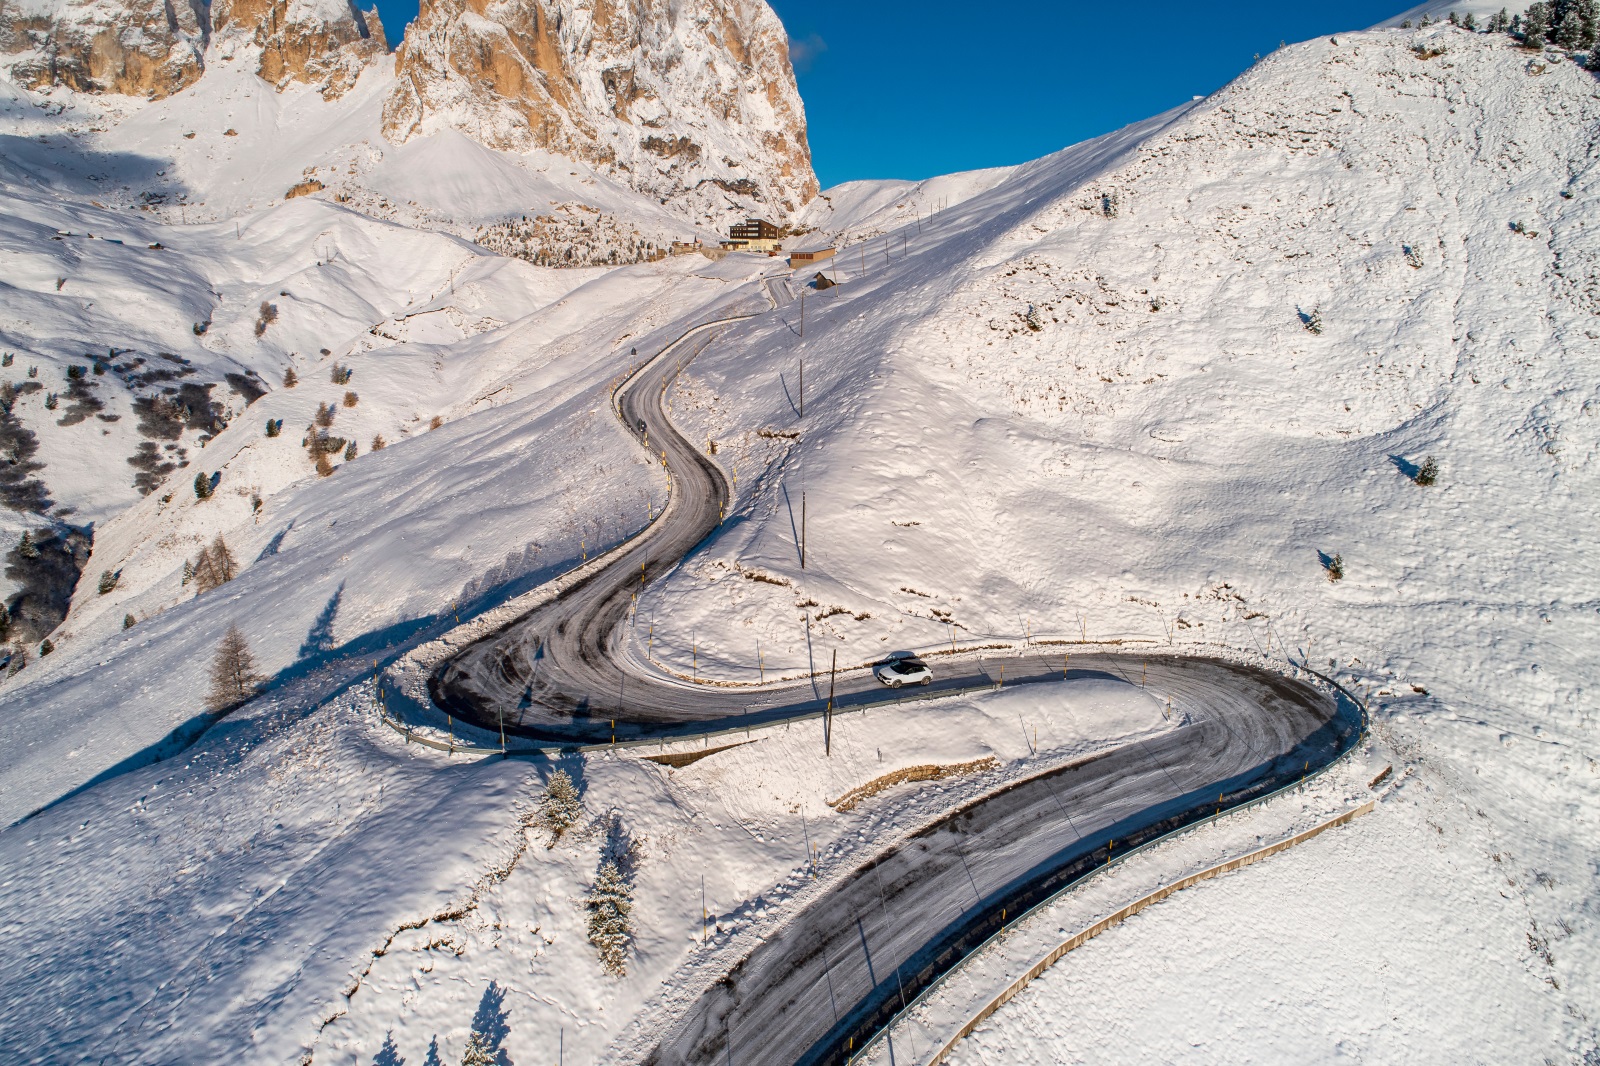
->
[[382, 0, 817, 223], [0, 0, 386, 100], [0, 0, 209, 97]]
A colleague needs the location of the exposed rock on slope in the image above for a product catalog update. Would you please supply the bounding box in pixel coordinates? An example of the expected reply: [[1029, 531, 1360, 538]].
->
[[0, 0, 386, 100], [383, 0, 817, 224], [214, 0, 387, 99], [0, 0, 209, 97]]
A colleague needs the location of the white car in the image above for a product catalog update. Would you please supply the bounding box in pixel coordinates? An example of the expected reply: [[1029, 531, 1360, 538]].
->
[[875, 657, 932, 688]]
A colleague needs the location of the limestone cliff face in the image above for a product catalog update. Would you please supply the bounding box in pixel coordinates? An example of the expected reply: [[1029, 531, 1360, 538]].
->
[[0, 0, 209, 97], [0, 0, 386, 100], [213, 0, 387, 98], [382, 0, 817, 222]]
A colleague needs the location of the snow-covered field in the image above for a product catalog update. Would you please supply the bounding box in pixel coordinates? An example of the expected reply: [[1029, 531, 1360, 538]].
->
[[0, 9, 1595, 1066]]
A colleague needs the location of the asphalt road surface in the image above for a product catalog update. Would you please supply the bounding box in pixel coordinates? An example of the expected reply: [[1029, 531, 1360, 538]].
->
[[426, 276, 1359, 1064]]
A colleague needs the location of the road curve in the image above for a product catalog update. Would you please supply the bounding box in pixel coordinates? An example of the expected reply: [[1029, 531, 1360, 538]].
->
[[642, 658, 1354, 1066], [424, 275, 1360, 1063]]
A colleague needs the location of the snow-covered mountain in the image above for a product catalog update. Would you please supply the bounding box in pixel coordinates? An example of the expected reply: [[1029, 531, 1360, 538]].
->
[[0, 0, 815, 227], [0, 9, 1596, 1066], [0, 0, 386, 99], [386, 0, 817, 224]]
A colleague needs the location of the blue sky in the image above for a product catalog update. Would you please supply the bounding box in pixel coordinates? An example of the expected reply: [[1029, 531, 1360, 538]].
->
[[370, 1, 1409, 187]]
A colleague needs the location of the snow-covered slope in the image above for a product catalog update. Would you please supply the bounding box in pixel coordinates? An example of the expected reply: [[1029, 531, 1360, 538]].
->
[[631, 23, 1600, 1058], [796, 163, 1016, 245]]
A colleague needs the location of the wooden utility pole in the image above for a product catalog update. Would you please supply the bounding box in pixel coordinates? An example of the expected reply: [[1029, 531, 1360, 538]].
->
[[825, 649, 837, 756]]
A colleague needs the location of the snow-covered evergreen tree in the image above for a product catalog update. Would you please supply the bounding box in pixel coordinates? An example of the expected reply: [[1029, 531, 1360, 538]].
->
[[585, 858, 633, 976], [459, 1032, 493, 1066], [542, 768, 583, 845]]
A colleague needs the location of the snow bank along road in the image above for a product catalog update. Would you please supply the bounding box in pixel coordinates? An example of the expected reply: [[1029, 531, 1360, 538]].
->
[[427, 276, 1360, 1063]]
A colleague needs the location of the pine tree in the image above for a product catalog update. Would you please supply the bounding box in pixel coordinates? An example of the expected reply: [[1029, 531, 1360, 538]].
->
[[315, 402, 335, 428], [123, 613, 136, 629], [1414, 456, 1439, 486], [1488, 7, 1511, 32], [283, 367, 298, 388], [344, 441, 358, 461], [209, 535, 238, 583], [371, 434, 387, 451], [97, 569, 119, 594], [1523, 1, 1553, 45], [18, 531, 38, 559], [542, 769, 583, 845], [191, 545, 221, 593], [206, 624, 262, 711], [265, 418, 281, 438], [194, 471, 212, 500], [585, 859, 634, 976], [39, 638, 53, 656], [459, 1033, 494, 1066]]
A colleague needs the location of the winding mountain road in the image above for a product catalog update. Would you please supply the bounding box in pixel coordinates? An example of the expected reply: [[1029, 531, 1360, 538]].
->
[[425, 273, 1360, 1064]]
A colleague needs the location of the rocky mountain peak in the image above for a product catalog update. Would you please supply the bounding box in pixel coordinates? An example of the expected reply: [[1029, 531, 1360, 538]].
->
[[382, 0, 818, 223], [0, 0, 386, 100]]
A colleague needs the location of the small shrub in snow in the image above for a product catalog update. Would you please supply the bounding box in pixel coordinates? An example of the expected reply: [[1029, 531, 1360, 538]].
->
[[1024, 304, 1043, 332], [370, 434, 386, 451], [265, 418, 282, 437], [1403, 244, 1424, 269], [17, 531, 38, 559], [65, 364, 85, 380], [97, 569, 119, 595], [542, 769, 583, 845], [343, 441, 357, 461], [1299, 306, 1324, 334], [38, 638, 52, 656], [429, 415, 444, 430], [1414, 456, 1439, 486], [1, 353, 11, 367], [282, 367, 298, 388], [43, 393, 57, 410], [342, 390, 358, 408], [330, 363, 353, 385], [123, 613, 136, 629], [8, 646, 26, 675], [206, 624, 262, 712], [193, 471, 212, 500], [315, 452, 334, 477], [26, 366, 36, 378], [254, 302, 278, 338], [585, 859, 634, 976], [192, 321, 208, 336], [1325, 553, 1345, 582], [315, 402, 335, 428]]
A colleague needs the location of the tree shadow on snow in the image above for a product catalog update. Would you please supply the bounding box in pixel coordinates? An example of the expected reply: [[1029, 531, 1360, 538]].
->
[[297, 582, 343, 659], [469, 981, 514, 1065], [1388, 454, 1420, 480]]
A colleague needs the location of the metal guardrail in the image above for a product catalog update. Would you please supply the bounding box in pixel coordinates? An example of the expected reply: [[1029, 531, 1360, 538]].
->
[[890, 799, 1377, 1066], [847, 675, 1368, 1065]]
